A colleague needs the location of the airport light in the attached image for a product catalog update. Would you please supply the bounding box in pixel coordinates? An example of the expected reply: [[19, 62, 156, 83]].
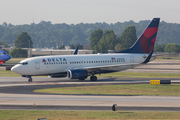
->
[[112, 104, 118, 111]]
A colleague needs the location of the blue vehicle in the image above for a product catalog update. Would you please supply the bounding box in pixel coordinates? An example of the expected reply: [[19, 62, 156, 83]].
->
[[0, 50, 11, 65]]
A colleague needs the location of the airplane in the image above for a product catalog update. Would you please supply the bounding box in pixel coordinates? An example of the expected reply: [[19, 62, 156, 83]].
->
[[0, 50, 11, 65], [11, 18, 160, 82]]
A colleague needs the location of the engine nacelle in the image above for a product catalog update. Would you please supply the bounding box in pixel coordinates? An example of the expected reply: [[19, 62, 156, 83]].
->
[[67, 69, 88, 80]]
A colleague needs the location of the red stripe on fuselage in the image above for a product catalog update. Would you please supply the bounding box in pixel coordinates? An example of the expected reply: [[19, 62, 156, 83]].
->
[[0, 59, 5, 62], [0, 60, 5, 64]]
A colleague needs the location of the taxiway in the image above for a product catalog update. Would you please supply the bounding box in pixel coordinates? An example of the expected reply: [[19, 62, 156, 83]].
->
[[0, 77, 180, 111], [0, 60, 180, 111]]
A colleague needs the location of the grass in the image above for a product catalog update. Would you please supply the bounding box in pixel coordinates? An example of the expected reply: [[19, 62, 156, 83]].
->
[[0, 70, 21, 77], [8, 58, 26, 60], [0, 110, 180, 120], [34, 84, 180, 96], [5, 58, 26, 63], [5, 60, 20, 64], [100, 72, 180, 78]]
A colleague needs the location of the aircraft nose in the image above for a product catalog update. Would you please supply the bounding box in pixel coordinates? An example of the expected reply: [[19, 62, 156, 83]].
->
[[7, 55, 11, 60], [11, 66, 16, 72], [11, 65, 20, 73], [4, 55, 11, 61]]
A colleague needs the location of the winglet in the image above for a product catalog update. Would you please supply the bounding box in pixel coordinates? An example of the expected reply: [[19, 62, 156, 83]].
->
[[73, 47, 78, 55], [142, 50, 154, 64]]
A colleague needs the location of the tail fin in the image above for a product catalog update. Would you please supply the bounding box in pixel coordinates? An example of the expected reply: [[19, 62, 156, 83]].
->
[[73, 47, 78, 55], [119, 18, 160, 54]]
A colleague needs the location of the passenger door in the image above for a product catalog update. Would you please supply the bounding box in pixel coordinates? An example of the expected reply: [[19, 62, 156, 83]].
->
[[35, 60, 40, 69]]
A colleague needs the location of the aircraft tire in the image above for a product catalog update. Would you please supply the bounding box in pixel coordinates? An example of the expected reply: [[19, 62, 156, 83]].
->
[[28, 78, 32, 82], [90, 76, 97, 81]]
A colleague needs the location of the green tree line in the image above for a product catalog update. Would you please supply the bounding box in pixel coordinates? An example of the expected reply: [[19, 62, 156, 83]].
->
[[7, 29, 180, 58], [0, 20, 180, 48], [154, 43, 180, 53], [90, 26, 137, 53]]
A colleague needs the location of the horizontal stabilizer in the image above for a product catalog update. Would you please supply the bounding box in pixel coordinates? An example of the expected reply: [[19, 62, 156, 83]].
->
[[142, 50, 153, 64]]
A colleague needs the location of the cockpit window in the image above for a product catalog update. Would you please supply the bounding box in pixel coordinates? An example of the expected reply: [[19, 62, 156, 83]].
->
[[0, 52, 6, 55], [19, 62, 28, 65]]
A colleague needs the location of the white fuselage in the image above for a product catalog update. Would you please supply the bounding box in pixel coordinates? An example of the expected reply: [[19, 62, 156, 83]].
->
[[11, 53, 147, 76]]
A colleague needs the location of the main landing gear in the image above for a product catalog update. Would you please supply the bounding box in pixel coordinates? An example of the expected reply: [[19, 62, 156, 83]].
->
[[28, 77, 33, 82], [90, 75, 97, 81]]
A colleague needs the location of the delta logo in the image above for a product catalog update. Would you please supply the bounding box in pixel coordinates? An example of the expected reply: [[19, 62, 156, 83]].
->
[[42, 59, 46, 63], [42, 58, 67, 63]]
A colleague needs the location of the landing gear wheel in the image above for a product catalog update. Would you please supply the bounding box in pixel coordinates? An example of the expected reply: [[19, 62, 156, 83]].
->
[[90, 76, 97, 81], [28, 78, 32, 82]]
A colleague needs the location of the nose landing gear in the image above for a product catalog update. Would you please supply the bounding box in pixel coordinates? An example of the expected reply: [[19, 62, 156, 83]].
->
[[28, 77, 32, 82], [22, 75, 33, 82]]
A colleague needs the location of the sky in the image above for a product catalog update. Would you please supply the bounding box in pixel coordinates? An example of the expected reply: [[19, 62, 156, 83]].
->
[[1, 0, 180, 25]]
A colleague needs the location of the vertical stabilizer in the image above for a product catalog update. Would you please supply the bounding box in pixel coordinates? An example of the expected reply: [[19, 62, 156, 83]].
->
[[119, 18, 160, 54], [73, 47, 78, 55]]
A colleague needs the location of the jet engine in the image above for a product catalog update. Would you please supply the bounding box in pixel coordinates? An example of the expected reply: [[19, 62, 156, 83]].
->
[[67, 69, 88, 80]]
